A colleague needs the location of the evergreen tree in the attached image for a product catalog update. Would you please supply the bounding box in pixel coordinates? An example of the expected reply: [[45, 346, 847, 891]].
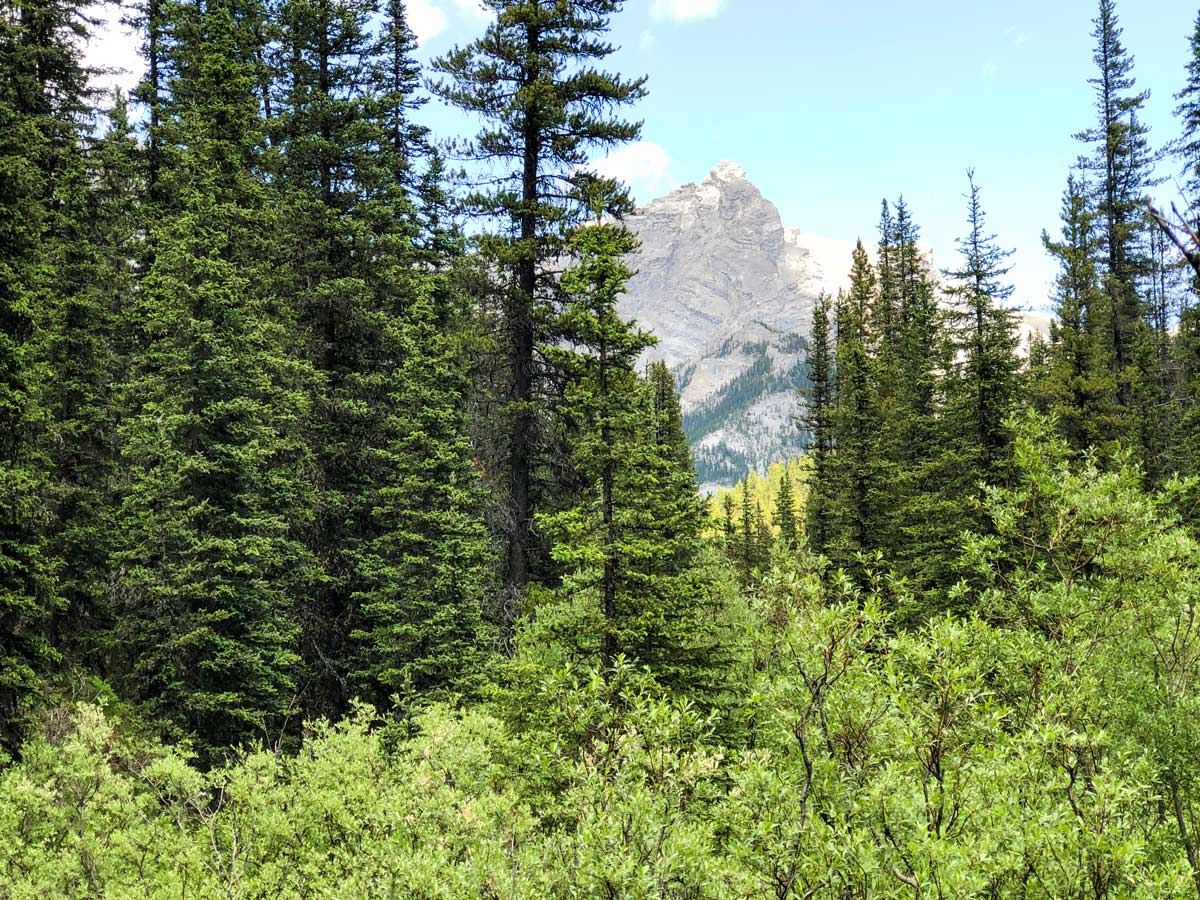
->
[[544, 210, 716, 690], [544, 213, 652, 669], [1075, 0, 1158, 437], [1176, 9, 1200, 229], [738, 480, 755, 581], [37, 96, 142, 657], [753, 500, 771, 568], [0, 0, 55, 747], [775, 468, 799, 552], [1037, 173, 1120, 453], [264, 0, 492, 718], [0, 0, 96, 745], [802, 291, 835, 558], [431, 0, 647, 618], [942, 172, 1022, 490], [351, 287, 495, 709], [721, 492, 737, 561], [376, 0, 430, 191], [883, 200, 956, 592], [110, 0, 318, 754], [647, 361, 692, 472], [827, 242, 884, 576]]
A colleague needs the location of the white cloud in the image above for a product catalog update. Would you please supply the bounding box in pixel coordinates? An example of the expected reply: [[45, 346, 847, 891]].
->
[[639, 29, 656, 50], [981, 61, 998, 80], [650, 0, 723, 23], [586, 141, 677, 201], [408, 0, 450, 44], [450, 0, 492, 22], [84, 4, 143, 97]]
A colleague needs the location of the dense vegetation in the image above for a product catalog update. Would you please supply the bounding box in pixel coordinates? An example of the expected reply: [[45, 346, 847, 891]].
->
[[6, 0, 1200, 895]]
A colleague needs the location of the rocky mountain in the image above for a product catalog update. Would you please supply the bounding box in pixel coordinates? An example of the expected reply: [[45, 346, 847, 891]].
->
[[618, 162, 855, 492]]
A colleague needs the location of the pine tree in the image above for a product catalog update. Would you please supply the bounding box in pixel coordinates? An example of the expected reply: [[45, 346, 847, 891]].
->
[[431, 0, 647, 620], [802, 291, 835, 558], [110, 0, 318, 754]]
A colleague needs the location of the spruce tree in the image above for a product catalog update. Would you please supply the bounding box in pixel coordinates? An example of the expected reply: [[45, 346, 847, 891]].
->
[[942, 172, 1022, 490], [827, 242, 884, 576], [351, 287, 496, 709], [544, 213, 654, 669], [721, 492, 737, 562], [0, 0, 95, 745], [802, 291, 835, 558], [0, 0, 57, 746], [264, 0, 493, 717], [738, 480, 755, 581], [540, 206, 719, 692], [1176, 9, 1200, 229], [775, 468, 799, 552], [37, 96, 142, 657], [1075, 0, 1159, 442], [431, 0, 647, 619], [1037, 173, 1121, 453], [883, 201, 955, 591], [111, 0, 318, 754]]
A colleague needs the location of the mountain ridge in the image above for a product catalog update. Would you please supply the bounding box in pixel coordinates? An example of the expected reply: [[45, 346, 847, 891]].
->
[[618, 162, 855, 491]]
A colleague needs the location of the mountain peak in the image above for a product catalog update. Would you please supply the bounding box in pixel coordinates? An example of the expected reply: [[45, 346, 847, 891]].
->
[[707, 160, 747, 183]]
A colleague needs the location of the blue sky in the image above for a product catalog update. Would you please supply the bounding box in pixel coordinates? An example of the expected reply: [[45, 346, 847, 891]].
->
[[90, 0, 1200, 306]]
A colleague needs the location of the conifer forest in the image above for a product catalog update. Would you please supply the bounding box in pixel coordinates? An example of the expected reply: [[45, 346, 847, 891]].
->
[[11, 0, 1200, 895]]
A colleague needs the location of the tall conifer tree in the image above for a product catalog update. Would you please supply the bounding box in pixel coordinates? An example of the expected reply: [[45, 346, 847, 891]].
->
[[943, 172, 1022, 490], [38, 96, 142, 656], [1037, 173, 1120, 453], [1075, 0, 1159, 452], [0, 0, 80, 746], [775, 469, 799, 552], [431, 1, 647, 624], [803, 291, 835, 558], [111, 0, 318, 754], [543, 209, 718, 691], [828, 243, 883, 575]]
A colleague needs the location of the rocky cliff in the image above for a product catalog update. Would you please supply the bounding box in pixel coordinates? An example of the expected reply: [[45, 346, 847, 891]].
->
[[618, 162, 855, 492]]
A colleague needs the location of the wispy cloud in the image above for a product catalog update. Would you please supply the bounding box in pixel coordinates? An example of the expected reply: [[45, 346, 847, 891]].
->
[[84, 4, 142, 96], [650, 0, 724, 23], [586, 141, 677, 201], [449, 0, 492, 24], [639, 29, 657, 51], [409, 0, 450, 44], [1004, 26, 1029, 47], [981, 61, 999, 80]]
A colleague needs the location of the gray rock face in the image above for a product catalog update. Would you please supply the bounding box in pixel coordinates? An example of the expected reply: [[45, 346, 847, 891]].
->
[[618, 162, 855, 492]]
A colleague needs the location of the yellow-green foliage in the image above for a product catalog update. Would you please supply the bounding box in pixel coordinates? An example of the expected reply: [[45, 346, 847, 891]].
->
[[6, 418, 1200, 898], [707, 456, 811, 532]]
